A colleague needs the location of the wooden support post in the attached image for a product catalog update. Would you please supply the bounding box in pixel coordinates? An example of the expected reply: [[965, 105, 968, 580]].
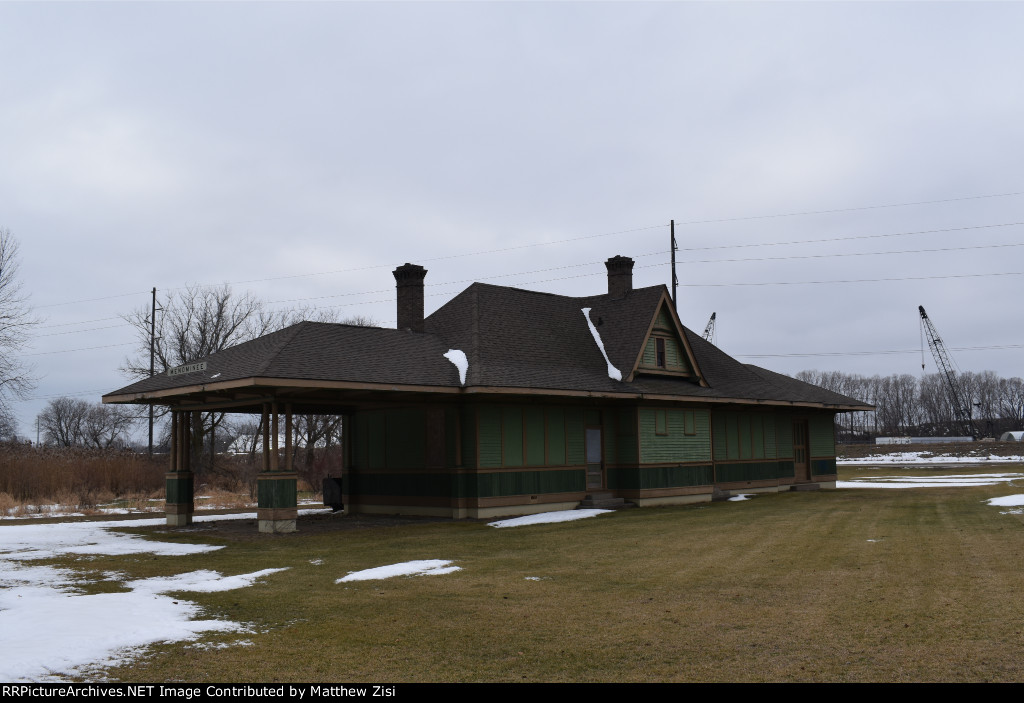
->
[[165, 410, 194, 527], [257, 401, 297, 534], [285, 404, 293, 473]]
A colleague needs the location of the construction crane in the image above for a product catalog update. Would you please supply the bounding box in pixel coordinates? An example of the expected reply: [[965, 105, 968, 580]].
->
[[918, 305, 977, 438], [702, 312, 716, 344]]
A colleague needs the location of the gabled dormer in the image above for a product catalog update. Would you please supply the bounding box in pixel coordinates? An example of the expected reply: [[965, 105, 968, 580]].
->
[[628, 292, 707, 386]]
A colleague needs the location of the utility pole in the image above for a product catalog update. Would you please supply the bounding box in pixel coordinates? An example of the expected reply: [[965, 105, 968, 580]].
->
[[670, 220, 678, 312], [149, 287, 158, 456]]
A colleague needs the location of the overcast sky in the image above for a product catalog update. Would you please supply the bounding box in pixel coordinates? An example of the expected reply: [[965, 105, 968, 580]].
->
[[3, 1, 1023, 438]]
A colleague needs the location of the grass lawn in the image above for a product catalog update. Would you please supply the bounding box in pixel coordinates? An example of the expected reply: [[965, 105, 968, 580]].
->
[[62, 466, 1024, 682]]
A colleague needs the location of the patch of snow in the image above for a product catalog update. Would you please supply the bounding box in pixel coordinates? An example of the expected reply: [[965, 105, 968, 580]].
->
[[488, 509, 612, 528], [838, 452, 1024, 466], [838, 472, 1024, 489], [0, 513, 288, 682], [309, 558, 323, 565], [986, 494, 1024, 507], [443, 348, 468, 385], [728, 494, 753, 501], [336, 559, 460, 583], [581, 308, 622, 381], [129, 568, 288, 595]]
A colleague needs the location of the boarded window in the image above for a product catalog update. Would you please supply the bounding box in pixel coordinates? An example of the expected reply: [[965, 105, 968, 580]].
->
[[655, 409, 668, 435]]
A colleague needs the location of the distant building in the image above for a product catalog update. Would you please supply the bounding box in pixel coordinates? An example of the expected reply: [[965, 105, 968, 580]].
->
[[999, 431, 1024, 442]]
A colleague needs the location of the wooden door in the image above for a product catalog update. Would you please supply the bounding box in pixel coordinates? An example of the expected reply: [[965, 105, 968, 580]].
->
[[793, 420, 810, 482]]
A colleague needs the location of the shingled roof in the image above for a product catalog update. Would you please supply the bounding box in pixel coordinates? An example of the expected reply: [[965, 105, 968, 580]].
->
[[104, 278, 870, 411]]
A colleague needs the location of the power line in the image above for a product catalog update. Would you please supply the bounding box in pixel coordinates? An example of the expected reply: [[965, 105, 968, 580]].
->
[[736, 343, 1024, 359], [676, 270, 1024, 288], [31, 189, 1024, 311], [25, 342, 135, 356], [672, 190, 1024, 227]]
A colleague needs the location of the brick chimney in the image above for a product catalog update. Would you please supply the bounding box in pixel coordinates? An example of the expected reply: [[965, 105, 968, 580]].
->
[[393, 263, 427, 332], [605, 255, 634, 298]]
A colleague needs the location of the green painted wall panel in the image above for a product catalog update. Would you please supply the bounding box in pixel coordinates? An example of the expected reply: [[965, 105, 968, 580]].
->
[[642, 338, 657, 366], [478, 406, 502, 468], [368, 412, 386, 470], [752, 415, 765, 460], [387, 408, 425, 470], [739, 414, 752, 459], [655, 306, 672, 330], [712, 412, 726, 460], [663, 337, 691, 372], [638, 408, 711, 463], [775, 415, 794, 459], [474, 469, 585, 497], [166, 475, 193, 504], [616, 408, 638, 464], [566, 409, 585, 465], [546, 408, 566, 465], [812, 458, 837, 476], [524, 408, 546, 466], [809, 413, 837, 456], [608, 464, 713, 489], [502, 408, 524, 467], [715, 461, 789, 483], [461, 405, 476, 469], [258, 476, 297, 509], [764, 417, 777, 459]]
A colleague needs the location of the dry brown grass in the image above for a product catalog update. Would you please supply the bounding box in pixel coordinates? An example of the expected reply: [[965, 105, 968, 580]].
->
[[82, 467, 1024, 683], [0, 444, 165, 515]]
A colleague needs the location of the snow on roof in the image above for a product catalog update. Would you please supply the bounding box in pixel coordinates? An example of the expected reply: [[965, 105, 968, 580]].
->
[[443, 349, 468, 385], [581, 308, 621, 382]]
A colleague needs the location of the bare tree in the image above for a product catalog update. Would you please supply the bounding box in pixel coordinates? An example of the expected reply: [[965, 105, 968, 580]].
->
[[38, 397, 90, 447], [82, 404, 138, 448], [0, 229, 38, 418]]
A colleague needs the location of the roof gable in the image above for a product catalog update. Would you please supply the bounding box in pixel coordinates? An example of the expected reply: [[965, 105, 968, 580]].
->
[[626, 292, 706, 386]]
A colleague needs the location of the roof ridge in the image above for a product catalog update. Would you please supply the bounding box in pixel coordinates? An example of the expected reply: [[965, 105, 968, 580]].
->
[[252, 322, 310, 376]]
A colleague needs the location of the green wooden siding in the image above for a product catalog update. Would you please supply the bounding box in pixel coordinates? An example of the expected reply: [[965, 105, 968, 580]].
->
[[812, 458, 837, 476], [566, 410, 585, 465], [715, 461, 791, 483], [546, 408, 566, 465], [775, 414, 794, 459], [638, 408, 711, 463], [524, 408, 546, 466], [655, 306, 672, 330], [712, 410, 782, 462], [460, 405, 476, 469], [257, 475, 297, 508], [166, 474, 193, 504], [809, 413, 837, 456], [351, 469, 585, 500], [608, 464, 713, 489], [475, 404, 588, 469], [502, 408, 524, 467], [639, 336, 691, 373], [478, 406, 502, 468]]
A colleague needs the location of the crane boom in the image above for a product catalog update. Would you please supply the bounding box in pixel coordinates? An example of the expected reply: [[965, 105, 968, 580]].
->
[[702, 312, 716, 343], [918, 305, 976, 437]]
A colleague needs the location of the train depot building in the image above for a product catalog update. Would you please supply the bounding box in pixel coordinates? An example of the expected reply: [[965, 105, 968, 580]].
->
[[103, 256, 870, 532]]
